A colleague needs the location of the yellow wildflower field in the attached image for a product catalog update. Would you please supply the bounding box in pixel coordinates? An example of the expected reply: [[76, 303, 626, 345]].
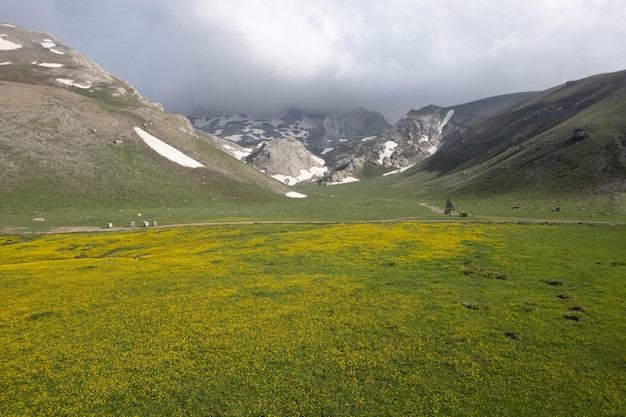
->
[[1, 223, 624, 416]]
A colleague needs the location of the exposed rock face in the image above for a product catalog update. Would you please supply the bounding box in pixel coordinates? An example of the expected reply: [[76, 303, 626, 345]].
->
[[320, 105, 456, 182], [306, 108, 390, 150], [189, 107, 389, 152], [189, 105, 455, 183], [390, 106, 454, 151], [246, 137, 327, 184], [189, 107, 389, 182]]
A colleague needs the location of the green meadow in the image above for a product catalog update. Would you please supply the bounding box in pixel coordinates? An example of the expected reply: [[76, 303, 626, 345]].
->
[[1, 222, 625, 416]]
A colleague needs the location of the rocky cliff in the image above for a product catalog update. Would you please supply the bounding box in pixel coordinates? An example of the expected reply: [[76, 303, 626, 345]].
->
[[305, 108, 390, 151], [320, 105, 457, 183]]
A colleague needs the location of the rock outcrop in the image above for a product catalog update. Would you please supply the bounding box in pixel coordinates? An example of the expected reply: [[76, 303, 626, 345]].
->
[[245, 137, 327, 184]]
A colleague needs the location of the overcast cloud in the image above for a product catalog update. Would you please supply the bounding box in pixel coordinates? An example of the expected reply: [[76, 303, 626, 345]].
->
[[2, 0, 625, 122]]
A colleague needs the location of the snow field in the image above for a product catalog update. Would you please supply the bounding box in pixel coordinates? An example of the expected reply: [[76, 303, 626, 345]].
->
[[134, 127, 204, 168]]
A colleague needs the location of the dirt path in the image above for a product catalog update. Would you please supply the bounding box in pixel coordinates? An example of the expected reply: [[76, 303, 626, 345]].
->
[[2, 213, 624, 236], [419, 202, 445, 214]]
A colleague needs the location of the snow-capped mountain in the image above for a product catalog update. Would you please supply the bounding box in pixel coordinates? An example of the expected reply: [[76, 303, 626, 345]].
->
[[189, 104, 461, 184], [189, 104, 460, 184], [0, 20, 450, 189], [188, 107, 389, 153], [188, 107, 390, 184], [188, 110, 321, 147]]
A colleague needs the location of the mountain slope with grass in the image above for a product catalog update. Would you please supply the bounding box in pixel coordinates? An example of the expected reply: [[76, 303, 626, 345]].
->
[[391, 71, 626, 203], [0, 23, 292, 220]]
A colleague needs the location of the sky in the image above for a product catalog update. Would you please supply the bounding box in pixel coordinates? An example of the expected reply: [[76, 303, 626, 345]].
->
[[2, 0, 625, 122]]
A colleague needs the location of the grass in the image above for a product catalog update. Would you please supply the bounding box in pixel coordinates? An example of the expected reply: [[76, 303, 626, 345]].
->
[[2, 181, 625, 232], [1, 222, 625, 416]]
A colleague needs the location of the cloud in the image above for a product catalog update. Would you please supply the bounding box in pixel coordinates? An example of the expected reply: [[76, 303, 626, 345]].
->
[[196, 1, 351, 80], [2, 0, 625, 122]]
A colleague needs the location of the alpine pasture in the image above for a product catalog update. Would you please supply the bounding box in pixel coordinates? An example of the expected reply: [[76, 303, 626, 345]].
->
[[1, 222, 624, 416]]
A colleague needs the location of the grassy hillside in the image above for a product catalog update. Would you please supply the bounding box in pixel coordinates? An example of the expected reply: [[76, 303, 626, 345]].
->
[[0, 23, 297, 228], [0, 80, 293, 225], [388, 71, 626, 212]]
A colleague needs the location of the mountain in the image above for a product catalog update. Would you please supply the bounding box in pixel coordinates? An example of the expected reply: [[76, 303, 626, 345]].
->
[[311, 91, 550, 183], [190, 68, 624, 197], [2, 22, 624, 219], [189, 96, 547, 185], [188, 107, 389, 184], [399, 70, 626, 198], [0, 22, 293, 215]]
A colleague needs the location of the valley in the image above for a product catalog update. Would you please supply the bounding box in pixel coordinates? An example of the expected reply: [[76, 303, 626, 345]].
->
[[1, 23, 625, 229], [1, 21, 625, 417]]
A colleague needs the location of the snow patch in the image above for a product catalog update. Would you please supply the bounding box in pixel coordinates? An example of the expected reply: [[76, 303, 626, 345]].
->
[[225, 134, 243, 142], [1, 24, 17, 28], [361, 135, 377, 142], [217, 114, 247, 127], [223, 144, 252, 160], [272, 166, 327, 186], [438, 109, 455, 134], [321, 147, 334, 155], [427, 143, 440, 155], [134, 127, 204, 168], [311, 154, 326, 165], [378, 141, 398, 165], [38, 62, 64, 68], [56, 78, 91, 89], [328, 176, 360, 185], [41, 38, 64, 54], [286, 192, 307, 199], [0, 36, 22, 50], [191, 117, 211, 129], [383, 164, 415, 176], [0, 61, 11, 66]]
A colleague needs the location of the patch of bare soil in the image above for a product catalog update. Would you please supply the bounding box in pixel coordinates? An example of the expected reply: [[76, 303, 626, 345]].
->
[[419, 202, 445, 214]]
